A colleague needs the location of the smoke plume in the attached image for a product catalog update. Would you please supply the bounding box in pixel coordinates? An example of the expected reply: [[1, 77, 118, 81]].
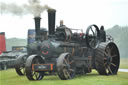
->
[[0, 2, 25, 16], [0, 0, 51, 16]]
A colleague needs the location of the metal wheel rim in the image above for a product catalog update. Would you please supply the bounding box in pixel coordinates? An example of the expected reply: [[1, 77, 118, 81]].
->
[[15, 55, 26, 76], [25, 55, 44, 80], [104, 43, 120, 75], [62, 54, 75, 79], [57, 53, 76, 80]]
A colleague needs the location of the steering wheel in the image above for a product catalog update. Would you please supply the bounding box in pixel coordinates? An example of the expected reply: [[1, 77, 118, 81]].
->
[[86, 24, 100, 49]]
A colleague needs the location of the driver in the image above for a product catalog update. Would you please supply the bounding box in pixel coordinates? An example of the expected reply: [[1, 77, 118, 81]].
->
[[60, 20, 64, 26], [59, 20, 67, 27], [100, 26, 106, 42]]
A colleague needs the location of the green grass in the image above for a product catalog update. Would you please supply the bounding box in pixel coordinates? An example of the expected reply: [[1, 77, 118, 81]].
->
[[0, 69, 128, 85]]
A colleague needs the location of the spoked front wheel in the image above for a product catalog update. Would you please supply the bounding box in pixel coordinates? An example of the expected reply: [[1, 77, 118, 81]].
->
[[25, 55, 45, 80], [57, 53, 76, 80]]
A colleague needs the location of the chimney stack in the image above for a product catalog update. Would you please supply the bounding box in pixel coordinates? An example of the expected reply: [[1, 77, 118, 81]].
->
[[34, 17, 41, 41], [47, 9, 56, 35]]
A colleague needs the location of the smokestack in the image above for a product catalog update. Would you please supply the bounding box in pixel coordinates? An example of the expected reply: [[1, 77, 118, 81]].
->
[[34, 17, 41, 41], [47, 9, 56, 35]]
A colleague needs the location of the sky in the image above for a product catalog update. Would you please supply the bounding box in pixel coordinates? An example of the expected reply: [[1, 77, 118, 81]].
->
[[0, 0, 128, 38]]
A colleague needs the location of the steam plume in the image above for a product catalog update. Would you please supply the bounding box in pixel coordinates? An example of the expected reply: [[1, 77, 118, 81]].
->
[[0, 0, 51, 16], [0, 2, 26, 16]]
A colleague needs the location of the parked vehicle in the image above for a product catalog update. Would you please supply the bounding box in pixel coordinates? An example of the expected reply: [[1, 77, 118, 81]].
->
[[0, 46, 27, 70]]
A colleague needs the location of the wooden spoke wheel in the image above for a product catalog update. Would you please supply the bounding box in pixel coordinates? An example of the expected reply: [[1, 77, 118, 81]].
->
[[57, 53, 76, 80], [15, 55, 27, 76], [95, 42, 120, 75], [25, 55, 45, 80]]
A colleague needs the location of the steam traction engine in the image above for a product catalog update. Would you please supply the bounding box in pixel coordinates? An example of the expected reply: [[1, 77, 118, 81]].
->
[[24, 9, 120, 80]]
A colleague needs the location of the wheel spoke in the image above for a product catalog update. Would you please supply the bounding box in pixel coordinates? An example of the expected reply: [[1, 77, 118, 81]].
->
[[91, 27, 95, 36], [35, 72, 38, 79], [106, 46, 111, 56], [69, 69, 75, 72], [107, 66, 113, 74], [104, 66, 109, 73], [111, 63, 116, 67], [23, 68, 26, 75], [64, 59, 68, 65], [20, 67, 23, 70], [21, 66, 24, 72], [32, 71, 36, 76], [110, 46, 114, 51], [22, 67, 25, 74], [22, 68, 25, 74], [63, 68, 71, 79], [69, 60, 74, 64], [104, 51, 109, 57], [111, 54, 117, 58], [67, 71, 71, 79]]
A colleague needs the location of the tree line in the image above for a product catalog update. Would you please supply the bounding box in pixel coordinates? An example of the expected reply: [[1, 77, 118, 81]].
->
[[106, 25, 128, 58]]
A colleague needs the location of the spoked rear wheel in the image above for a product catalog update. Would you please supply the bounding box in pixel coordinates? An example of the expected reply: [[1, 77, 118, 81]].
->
[[95, 42, 120, 75], [25, 55, 45, 80], [15, 55, 27, 76], [57, 53, 76, 80]]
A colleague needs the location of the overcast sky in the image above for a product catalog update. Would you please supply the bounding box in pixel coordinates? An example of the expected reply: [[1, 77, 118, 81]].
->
[[0, 0, 128, 38]]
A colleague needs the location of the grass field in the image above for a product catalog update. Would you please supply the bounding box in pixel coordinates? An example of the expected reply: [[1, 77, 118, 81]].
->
[[0, 59, 127, 85], [0, 69, 128, 85]]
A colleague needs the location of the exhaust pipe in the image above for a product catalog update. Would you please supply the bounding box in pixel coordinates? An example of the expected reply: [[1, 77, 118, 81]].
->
[[48, 9, 56, 35], [34, 17, 41, 41]]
